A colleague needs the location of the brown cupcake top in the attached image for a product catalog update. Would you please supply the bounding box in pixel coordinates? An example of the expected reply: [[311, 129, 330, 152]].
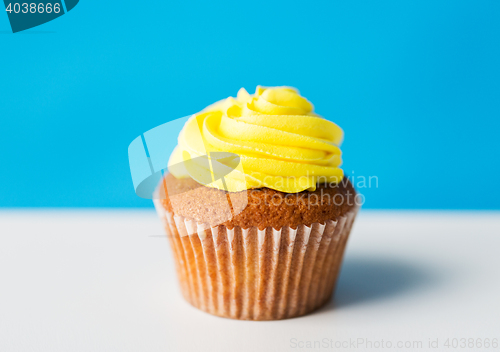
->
[[158, 174, 357, 230]]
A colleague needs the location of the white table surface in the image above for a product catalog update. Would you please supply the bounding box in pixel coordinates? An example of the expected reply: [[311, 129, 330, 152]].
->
[[1, 210, 499, 352]]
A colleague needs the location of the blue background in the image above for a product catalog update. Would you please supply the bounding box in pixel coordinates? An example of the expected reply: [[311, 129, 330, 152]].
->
[[1, 1, 499, 209]]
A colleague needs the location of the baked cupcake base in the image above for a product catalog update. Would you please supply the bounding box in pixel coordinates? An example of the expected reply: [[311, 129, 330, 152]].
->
[[155, 201, 358, 320]]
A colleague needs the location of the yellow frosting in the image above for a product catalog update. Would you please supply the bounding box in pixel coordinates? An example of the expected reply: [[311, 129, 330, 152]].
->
[[168, 86, 344, 193]]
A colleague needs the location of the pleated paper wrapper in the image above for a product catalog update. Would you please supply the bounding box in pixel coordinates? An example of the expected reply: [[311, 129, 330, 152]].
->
[[154, 200, 358, 320]]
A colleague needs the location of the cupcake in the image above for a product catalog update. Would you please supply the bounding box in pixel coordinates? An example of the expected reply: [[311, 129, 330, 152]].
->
[[152, 86, 359, 320]]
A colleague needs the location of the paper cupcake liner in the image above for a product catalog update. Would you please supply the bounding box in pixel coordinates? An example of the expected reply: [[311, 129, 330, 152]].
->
[[154, 200, 358, 320]]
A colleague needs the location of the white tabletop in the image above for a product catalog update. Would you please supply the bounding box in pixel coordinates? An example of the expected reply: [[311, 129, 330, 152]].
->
[[1, 210, 499, 352]]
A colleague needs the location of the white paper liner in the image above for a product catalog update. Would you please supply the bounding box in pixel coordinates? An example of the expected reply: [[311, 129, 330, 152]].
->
[[154, 199, 358, 320]]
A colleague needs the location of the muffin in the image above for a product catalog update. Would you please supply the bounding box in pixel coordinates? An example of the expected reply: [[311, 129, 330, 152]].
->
[[153, 86, 359, 320]]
